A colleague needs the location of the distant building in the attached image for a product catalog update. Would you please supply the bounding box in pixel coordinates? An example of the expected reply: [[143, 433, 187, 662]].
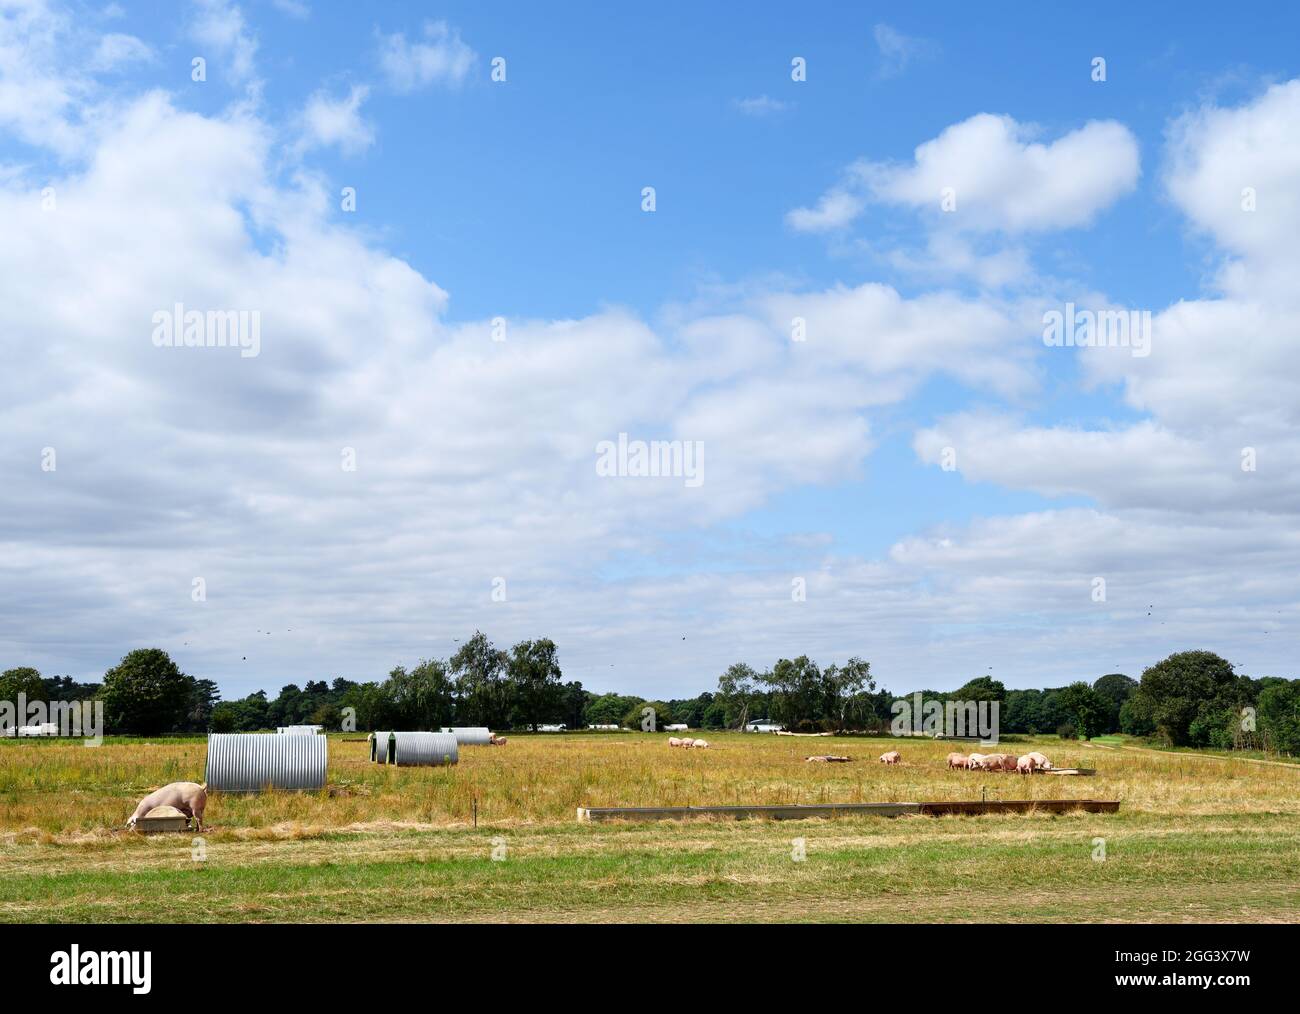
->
[[745, 720, 784, 733], [538, 723, 567, 732], [665, 723, 689, 731]]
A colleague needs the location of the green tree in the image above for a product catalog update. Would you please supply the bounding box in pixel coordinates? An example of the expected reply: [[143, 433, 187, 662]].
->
[[821, 657, 874, 731], [716, 662, 759, 729], [952, 676, 1007, 703], [505, 638, 564, 731], [1092, 673, 1137, 733], [450, 631, 509, 727], [1134, 650, 1240, 746], [0, 667, 46, 705], [1059, 681, 1108, 740], [624, 699, 672, 730], [385, 659, 457, 729], [99, 649, 194, 735], [761, 656, 822, 729], [1256, 679, 1300, 754], [584, 693, 641, 726]]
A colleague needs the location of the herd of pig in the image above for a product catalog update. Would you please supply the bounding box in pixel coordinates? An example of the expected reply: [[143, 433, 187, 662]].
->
[[668, 737, 710, 749], [948, 750, 1054, 773], [877, 750, 1054, 772]]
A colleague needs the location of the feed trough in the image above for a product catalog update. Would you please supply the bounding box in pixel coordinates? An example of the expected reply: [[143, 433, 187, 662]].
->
[[133, 805, 190, 834]]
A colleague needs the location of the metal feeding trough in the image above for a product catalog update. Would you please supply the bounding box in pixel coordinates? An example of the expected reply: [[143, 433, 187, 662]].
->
[[132, 805, 191, 834]]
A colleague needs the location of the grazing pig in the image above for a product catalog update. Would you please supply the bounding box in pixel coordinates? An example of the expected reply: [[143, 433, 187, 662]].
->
[[999, 754, 1019, 771], [967, 753, 987, 769], [679, 737, 693, 749], [127, 781, 207, 831], [1026, 751, 1053, 770], [489, 734, 508, 746], [692, 739, 709, 749], [946, 752, 969, 769], [879, 750, 901, 765], [1016, 755, 1039, 774], [668, 737, 683, 748]]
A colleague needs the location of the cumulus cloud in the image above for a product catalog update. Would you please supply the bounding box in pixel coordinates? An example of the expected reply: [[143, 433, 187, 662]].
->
[[789, 113, 1140, 235], [3, 4, 1298, 695], [298, 84, 373, 154], [377, 20, 475, 93]]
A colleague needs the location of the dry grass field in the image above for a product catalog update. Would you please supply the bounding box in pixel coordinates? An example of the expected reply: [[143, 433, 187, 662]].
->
[[2, 732, 1298, 923]]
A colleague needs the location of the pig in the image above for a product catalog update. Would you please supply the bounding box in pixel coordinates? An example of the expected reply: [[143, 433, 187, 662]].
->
[[127, 781, 207, 831], [967, 753, 987, 769], [679, 738, 693, 749], [668, 737, 682, 747], [879, 750, 901, 765], [946, 752, 969, 769], [1016, 755, 1039, 774], [1027, 751, 1053, 770], [489, 734, 508, 746], [692, 739, 709, 749], [999, 754, 1019, 771]]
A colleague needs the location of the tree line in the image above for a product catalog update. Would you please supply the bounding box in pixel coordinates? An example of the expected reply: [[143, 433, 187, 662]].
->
[[3, 641, 1296, 755]]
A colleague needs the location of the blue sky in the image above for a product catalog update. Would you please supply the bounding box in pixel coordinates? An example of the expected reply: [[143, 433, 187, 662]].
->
[[2, 0, 1299, 699]]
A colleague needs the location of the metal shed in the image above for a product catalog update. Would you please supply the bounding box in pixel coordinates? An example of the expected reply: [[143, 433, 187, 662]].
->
[[205, 733, 328, 792], [440, 726, 492, 746], [370, 731, 392, 763], [278, 725, 322, 735], [391, 731, 459, 766]]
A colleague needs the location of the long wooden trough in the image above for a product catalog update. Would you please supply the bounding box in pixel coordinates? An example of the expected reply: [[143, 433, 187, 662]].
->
[[577, 798, 1120, 822]]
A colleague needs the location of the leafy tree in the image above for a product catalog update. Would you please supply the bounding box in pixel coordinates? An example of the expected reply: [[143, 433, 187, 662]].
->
[[386, 659, 457, 729], [450, 631, 509, 727], [1004, 689, 1045, 734], [822, 657, 874, 731], [1059, 681, 1108, 740], [0, 667, 46, 704], [505, 638, 564, 731], [715, 662, 759, 729], [952, 676, 1007, 703], [1257, 679, 1300, 755], [1134, 651, 1241, 746], [1119, 693, 1155, 736], [1092, 673, 1137, 733], [42, 674, 100, 702], [623, 699, 672, 730], [556, 681, 591, 729], [99, 649, 194, 735], [210, 702, 239, 733], [185, 678, 220, 732], [761, 656, 822, 729], [584, 692, 641, 726]]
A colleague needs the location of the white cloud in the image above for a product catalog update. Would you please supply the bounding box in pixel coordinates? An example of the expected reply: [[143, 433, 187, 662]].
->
[[89, 32, 153, 71], [3, 6, 1298, 695], [873, 23, 938, 79], [785, 189, 863, 233], [377, 20, 475, 93], [298, 84, 373, 154], [271, 0, 309, 18], [189, 0, 258, 88], [734, 95, 792, 117], [789, 113, 1140, 235]]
